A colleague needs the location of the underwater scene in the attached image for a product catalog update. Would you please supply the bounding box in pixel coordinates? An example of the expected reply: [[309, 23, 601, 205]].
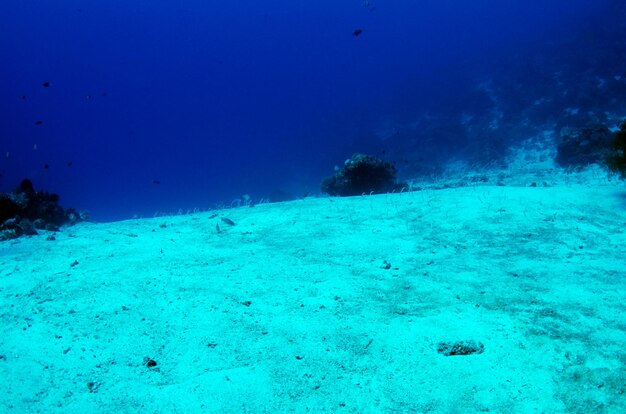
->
[[1, 0, 626, 412]]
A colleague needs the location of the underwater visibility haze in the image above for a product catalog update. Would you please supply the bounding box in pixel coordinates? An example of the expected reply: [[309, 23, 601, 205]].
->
[[3, 1, 626, 413], [0, 0, 619, 220]]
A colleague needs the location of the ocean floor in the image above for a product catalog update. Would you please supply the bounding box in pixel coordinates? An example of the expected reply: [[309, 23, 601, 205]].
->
[[1, 171, 626, 413]]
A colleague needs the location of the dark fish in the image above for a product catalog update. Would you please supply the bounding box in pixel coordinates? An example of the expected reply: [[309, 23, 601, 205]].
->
[[42, 81, 50, 87], [152, 180, 161, 185], [21, 95, 27, 100], [221, 217, 235, 226], [43, 164, 50, 169], [86, 94, 92, 99], [67, 161, 72, 167], [34, 120, 43, 125], [352, 28, 363, 37]]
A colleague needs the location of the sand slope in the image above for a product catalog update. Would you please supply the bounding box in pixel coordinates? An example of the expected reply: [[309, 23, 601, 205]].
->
[[1, 183, 625, 413]]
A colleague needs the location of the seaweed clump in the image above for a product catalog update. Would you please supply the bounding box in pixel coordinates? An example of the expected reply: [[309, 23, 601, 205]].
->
[[607, 121, 626, 178], [321, 153, 406, 196], [0, 179, 86, 241]]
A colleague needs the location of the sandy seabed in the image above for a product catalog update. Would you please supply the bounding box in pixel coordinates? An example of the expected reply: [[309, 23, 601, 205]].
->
[[1, 176, 626, 413]]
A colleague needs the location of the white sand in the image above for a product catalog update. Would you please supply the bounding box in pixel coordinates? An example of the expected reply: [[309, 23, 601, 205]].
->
[[1, 177, 626, 413]]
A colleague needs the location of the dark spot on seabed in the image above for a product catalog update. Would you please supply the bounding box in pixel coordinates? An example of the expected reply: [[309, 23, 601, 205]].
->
[[353, 28, 362, 36], [437, 340, 484, 356], [42, 81, 50, 87]]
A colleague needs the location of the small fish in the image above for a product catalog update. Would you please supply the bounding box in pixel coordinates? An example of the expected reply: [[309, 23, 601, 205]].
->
[[221, 217, 235, 226], [43, 164, 49, 169], [152, 179, 161, 185], [67, 161, 72, 167], [34, 120, 43, 125], [352, 28, 363, 37], [42, 81, 51, 87]]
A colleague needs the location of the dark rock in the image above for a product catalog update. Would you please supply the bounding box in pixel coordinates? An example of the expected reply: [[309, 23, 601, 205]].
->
[[0, 218, 37, 241], [144, 358, 158, 368], [0, 195, 20, 223], [607, 120, 626, 178], [0, 229, 17, 241], [555, 123, 613, 168], [321, 153, 406, 196], [86, 381, 100, 393]]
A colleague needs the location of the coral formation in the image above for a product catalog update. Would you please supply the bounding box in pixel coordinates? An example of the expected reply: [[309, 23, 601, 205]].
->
[[0, 179, 86, 240], [321, 153, 406, 196], [555, 124, 613, 168]]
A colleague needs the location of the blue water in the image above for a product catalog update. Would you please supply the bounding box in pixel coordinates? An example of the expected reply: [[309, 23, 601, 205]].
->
[[0, 0, 617, 221]]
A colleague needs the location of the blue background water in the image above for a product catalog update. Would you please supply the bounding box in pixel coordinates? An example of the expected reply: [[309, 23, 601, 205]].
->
[[0, 0, 613, 221]]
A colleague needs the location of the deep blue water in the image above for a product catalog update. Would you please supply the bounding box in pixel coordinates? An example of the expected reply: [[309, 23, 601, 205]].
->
[[0, 0, 616, 221]]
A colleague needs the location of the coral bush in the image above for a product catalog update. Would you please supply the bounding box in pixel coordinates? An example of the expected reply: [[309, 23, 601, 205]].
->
[[321, 153, 406, 196], [0, 179, 86, 240]]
